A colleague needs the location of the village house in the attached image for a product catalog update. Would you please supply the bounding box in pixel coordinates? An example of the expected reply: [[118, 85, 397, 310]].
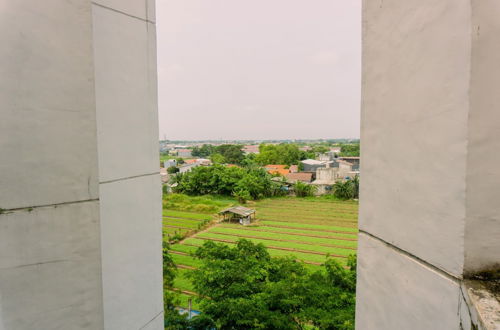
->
[[264, 164, 290, 176], [285, 172, 314, 184], [177, 149, 192, 158], [289, 165, 299, 173], [311, 161, 353, 195], [338, 156, 360, 170], [300, 159, 330, 172], [163, 159, 177, 168], [330, 146, 341, 154]]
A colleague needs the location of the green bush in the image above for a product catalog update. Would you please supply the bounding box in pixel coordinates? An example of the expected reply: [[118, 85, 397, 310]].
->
[[174, 165, 279, 200], [333, 176, 359, 200], [293, 181, 317, 197]]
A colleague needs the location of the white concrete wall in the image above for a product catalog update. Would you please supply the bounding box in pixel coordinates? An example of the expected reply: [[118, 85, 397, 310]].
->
[[358, 1, 500, 329], [92, 1, 163, 329], [0, 1, 162, 329], [0, 1, 104, 329], [464, 0, 500, 275]]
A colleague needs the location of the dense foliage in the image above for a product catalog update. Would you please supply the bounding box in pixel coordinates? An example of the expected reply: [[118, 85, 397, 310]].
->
[[184, 240, 356, 329], [339, 144, 360, 157], [173, 165, 286, 201], [255, 144, 311, 166], [333, 176, 359, 200], [167, 166, 179, 174], [163, 241, 178, 312], [293, 181, 317, 197], [191, 144, 245, 164]]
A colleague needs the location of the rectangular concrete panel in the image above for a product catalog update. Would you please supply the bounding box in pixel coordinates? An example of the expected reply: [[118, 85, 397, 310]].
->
[[360, 0, 471, 276], [93, 4, 159, 182], [355, 234, 461, 330], [99, 175, 163, 330], [0, 202, 103, 330], [0, 0, 99, 209]]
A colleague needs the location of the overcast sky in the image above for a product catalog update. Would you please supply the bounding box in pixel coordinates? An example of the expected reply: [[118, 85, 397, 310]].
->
[[156, 0, 361, 140]]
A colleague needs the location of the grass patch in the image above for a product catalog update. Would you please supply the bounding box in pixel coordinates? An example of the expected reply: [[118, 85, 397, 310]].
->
[[174, 269, 196, 292], [260, 219, 357, 231], [206, 227, 357, 248], [163, 193, 235, 213], [195, 232, 354, 256], [219, 223, 357, 239], [171, 254, 203, 268], [163, 218, 201, 228], [163, 210, 214, 221]]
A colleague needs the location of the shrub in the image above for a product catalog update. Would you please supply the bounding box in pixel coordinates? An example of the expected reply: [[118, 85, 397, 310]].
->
[[167, 166, 179, 174], [293, 181, 316, 197]]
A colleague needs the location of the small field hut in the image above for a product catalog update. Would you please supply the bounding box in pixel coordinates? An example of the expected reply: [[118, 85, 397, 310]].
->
[[219, 206, 256, 225]]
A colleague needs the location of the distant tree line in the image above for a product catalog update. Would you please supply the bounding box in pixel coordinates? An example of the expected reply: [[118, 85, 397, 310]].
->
[[189, 142, 360, 166], [164, 240, 356, 329]]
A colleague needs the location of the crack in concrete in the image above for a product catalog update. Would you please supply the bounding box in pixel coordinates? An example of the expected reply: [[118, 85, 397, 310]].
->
[[359, 230, 461, 283], [1, 259, 69, 270], [138, 310, 163, 330], [100, 172, 159, 185], [0, 199, 99, 215], [92, 2, 155, 24]]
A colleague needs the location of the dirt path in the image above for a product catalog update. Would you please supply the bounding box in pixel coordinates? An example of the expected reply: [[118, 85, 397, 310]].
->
[[178, 222, 221, 244], [177, 264, 196, 270]]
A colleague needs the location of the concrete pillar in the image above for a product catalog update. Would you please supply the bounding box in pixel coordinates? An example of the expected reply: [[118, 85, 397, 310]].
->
[[0, 1, 103, 329], [0, 1, 162, 329], [92, 1, 163, 329], [357, 1, 500, 329]]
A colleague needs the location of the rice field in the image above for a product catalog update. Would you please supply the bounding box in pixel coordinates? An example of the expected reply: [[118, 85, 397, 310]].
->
[[163, 195, 358, 309]]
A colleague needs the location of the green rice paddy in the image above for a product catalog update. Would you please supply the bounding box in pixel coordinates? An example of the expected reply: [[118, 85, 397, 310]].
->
[[163, 195, 358, 309]]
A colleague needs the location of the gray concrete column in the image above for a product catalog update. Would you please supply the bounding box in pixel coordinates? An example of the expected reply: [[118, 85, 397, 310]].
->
[[92, 1, 164, 329], [0, 1, 163, 329], [357, 1, 499, 329], [0, 1, 104, 329]]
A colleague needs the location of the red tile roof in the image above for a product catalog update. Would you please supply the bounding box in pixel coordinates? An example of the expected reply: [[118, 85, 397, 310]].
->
[[264, 165, 290, 176], [285, 172, 314, 183]]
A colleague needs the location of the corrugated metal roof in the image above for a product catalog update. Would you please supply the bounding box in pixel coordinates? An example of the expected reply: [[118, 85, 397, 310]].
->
[[219, 206, 256, 217]]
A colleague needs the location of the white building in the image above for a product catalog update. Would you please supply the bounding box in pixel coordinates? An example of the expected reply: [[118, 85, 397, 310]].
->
[[164, 159, 177, 168]]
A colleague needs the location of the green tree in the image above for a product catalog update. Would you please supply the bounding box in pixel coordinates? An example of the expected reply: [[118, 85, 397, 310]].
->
[[192, 144, 216, 158], [215, 144, 245, 164], [188, 240, 356, 329], [339, 144, 360, 157], [175, 165, 278, 200], [163, 241, 178, 310], [167, 166, 179, 174], [210, 153, 225, 164], [333, 181, 355, 199], [254, 143, 309, 166]]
